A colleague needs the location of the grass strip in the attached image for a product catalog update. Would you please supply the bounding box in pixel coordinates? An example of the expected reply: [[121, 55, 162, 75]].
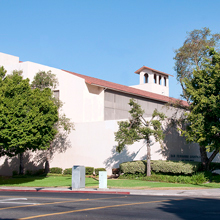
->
[[0, 175, 220, 188]]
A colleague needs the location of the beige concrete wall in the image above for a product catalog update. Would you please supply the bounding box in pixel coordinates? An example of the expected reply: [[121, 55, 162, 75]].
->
[[0, 54, 104, 123], [0, 118, 202, 176]]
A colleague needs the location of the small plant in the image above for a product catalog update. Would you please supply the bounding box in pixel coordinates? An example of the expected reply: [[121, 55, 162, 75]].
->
[[34, 169, 45, 176], [12, 170, 18, 176], [86, 167, 94, 175], [63, 168, 72, 175], [112, 168, 120, 175], [50, 167, 63, 174], [25, 170, 33, 176], [95, 168, 106, 176]]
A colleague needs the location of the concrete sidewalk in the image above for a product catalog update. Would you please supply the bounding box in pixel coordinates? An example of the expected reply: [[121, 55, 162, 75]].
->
[[1, 186, 220, 198]]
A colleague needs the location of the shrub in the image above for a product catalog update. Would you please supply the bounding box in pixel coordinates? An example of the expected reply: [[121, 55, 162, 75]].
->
[[112, 168, 120, 175], [95, 168, 106, 176], [209, 162, 220, 171], [151, 160, 201, 175], [120, 161, 146, 174], [119, 172, 208, 184], [50, 167, 63, 174], [120, 160, 201, 175], [25, 170, 33, 176], [86, 167, 94, 175], [12, 170, 18, 176], [34, 169, 45, 176], [63, 168, 72, 175]]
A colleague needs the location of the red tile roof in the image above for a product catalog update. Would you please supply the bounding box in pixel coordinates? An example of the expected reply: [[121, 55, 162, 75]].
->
[[135, 66, 173, 77], [62, 69, 188, 107]]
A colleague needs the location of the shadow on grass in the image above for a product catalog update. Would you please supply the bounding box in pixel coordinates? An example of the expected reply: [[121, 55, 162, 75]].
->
[[0, 175, 48, 186]]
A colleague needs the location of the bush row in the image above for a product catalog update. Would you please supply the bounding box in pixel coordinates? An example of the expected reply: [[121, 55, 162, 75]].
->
[[118, 172, 208, 184], [50, 167, 106, 175], [119, 160, 220, 175]]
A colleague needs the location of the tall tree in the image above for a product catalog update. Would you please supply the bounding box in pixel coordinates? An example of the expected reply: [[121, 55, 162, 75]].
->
[[173, 28, 220, 170], [31, 70, 74, 173], [0, 69, 58, 174], [174, 27, 220, 103], [115, 99, 166, 176], [181, 48, 220, 170]]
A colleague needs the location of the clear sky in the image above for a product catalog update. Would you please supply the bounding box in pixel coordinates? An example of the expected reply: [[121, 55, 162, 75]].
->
[[0, 0, 220, 99]]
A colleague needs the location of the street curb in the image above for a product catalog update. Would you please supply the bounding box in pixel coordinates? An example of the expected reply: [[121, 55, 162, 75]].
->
[[0, 188, 130, 195]]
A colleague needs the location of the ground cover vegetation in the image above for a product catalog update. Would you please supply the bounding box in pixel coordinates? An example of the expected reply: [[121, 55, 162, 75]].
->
[[1, 173, 220, 188], [173, 28, 220, 171], [115, 99, 166, 176], [119, 160, 220, 185]]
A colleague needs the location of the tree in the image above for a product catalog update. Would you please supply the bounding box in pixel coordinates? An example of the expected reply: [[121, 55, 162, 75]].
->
[[31, 70, 74, 173], [31, 70, 58, 90], [174, 27, 220, 102], [0, 68, 58, 174], [173, 28, 220, 171], [115, 99, 166, 176], [180, 48, 220, 171]]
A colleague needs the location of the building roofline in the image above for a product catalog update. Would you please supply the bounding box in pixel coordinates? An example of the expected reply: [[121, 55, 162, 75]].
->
[[62, 69, 187, 107], [135, 66, 174, 77]]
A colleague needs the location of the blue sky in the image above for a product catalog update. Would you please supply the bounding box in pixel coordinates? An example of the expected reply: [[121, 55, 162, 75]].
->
[[0, 0, 220, 99]]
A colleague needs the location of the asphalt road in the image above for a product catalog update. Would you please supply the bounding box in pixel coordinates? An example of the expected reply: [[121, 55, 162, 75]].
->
[[0, 191, 220, 220]]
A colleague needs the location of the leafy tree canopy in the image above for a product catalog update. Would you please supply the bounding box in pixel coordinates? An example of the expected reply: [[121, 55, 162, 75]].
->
[[31, 70, 58, 90], [174, 27, 220, 100], [181, 48, 220, 170], [115, 99, 166, 176], [0, 71, 58, 157]]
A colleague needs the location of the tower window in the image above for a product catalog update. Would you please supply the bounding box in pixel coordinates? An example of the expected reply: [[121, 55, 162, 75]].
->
[[144, 74, 149, 83], [164, 78, 167, 86], [154, 74, 157, 84], [159, 76, 162, 85]]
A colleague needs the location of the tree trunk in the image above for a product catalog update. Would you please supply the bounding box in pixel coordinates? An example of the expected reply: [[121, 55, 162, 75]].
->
[[200, 145, 219, 171], [45, 159, 50, 174], [45, 143, 52, 174], [19, 153, 24, 175], [146, 139, 151, 176]]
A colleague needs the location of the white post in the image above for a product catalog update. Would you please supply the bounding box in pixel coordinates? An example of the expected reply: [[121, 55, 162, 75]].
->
[[99, 171, 108, 189]]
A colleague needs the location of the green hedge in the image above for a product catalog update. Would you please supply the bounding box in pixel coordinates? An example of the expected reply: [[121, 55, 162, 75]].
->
[[86, 167, 94, 175], [209, 162, 220, 171], [120, 161, 146, 174], [50, 167, 63, 174], [63, 168, 72, 175], [120, 160, 203, 175], [151, 160, 201, 175], [95, 168, 106, 176]]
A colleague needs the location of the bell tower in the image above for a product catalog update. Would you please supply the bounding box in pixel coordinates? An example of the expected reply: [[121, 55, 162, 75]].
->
[[130, 66, 173, 96]]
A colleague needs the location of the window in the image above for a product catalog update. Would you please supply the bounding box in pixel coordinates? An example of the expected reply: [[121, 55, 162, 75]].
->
[[53, 90, 59, 100], [144, 74, 149, 83], [154, 74, 157, 84], [164, 78, 166, 86], [159, 76, 162, 85]]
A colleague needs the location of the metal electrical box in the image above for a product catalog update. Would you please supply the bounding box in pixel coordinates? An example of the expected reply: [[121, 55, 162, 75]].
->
[[72, 165, 85, 189], [99, 171, 107, 189]]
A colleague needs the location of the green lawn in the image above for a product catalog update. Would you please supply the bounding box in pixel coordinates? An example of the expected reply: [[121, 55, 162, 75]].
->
[[0, 175, 220, 189]]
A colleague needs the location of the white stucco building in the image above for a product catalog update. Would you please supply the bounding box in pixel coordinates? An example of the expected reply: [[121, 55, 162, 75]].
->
[[0, 52, 216, 176]]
